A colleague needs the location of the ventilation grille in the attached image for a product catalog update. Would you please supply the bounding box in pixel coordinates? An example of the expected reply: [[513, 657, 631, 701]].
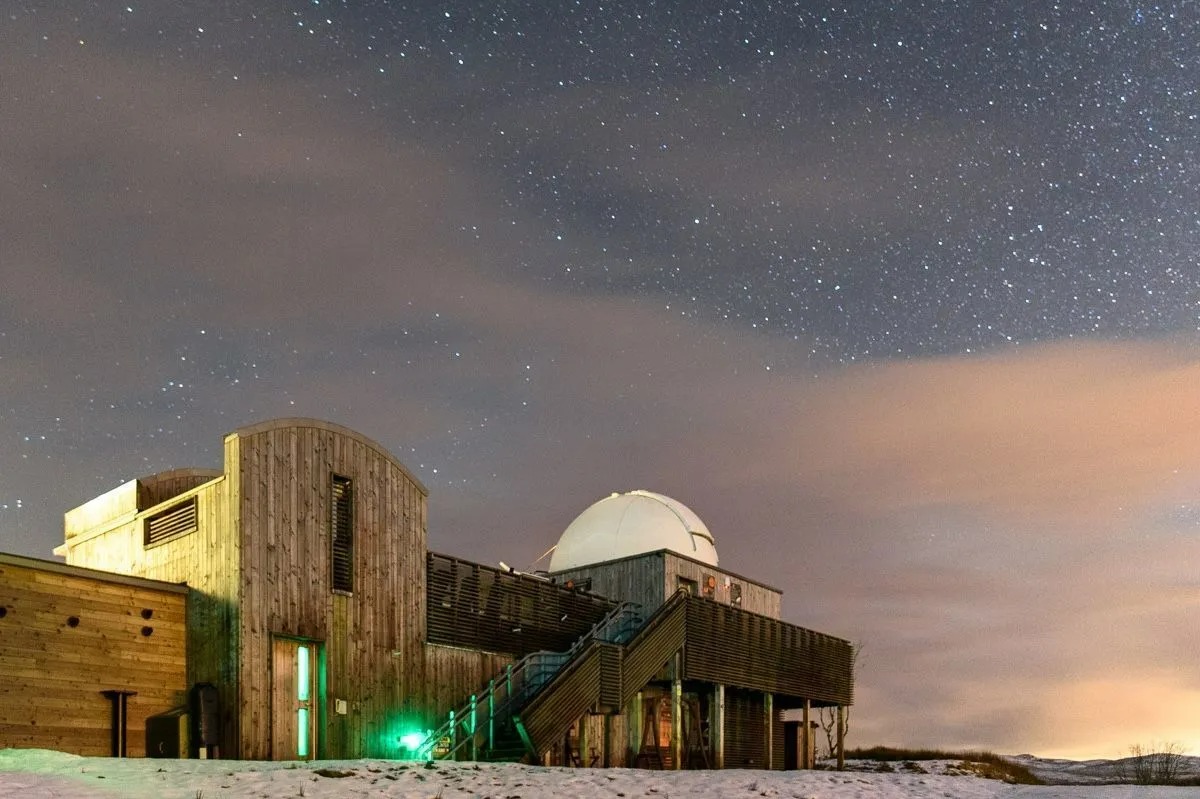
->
[[144, 497, 198, 546], [331, 475, 353, 592]]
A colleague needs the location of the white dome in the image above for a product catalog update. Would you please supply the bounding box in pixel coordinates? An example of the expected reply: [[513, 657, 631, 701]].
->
[[548, 490, 718, 572]]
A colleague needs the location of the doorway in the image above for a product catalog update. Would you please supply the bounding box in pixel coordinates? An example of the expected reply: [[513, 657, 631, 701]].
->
[[271, 637, 321, 760]]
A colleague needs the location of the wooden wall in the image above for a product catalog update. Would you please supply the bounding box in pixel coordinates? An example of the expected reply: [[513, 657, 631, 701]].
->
[[663, 553, 781, 619], [0, 554, 188, 756], [58, 474, 240, 754], [551, 550, 782, 619], [232, 419, 428, 760], [422, 644, 513, 740], [551, 553, 666, 614]]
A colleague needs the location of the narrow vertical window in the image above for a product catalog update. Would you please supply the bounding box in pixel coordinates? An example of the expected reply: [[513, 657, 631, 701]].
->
[[296, 644, 311, 759], [331, 474, 353, 592]]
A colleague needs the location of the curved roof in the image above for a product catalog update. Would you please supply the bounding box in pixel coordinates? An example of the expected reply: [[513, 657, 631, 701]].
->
[[548, 490, 718, 572], [230, 417, 428, 495]]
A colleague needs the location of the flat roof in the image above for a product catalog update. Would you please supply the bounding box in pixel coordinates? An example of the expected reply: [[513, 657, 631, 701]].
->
[[0, 551, 189, 594]]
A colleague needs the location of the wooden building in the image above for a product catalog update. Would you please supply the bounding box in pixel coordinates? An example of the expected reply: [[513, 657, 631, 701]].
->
[[36, 418, 853, 766], [0, 552, 188, 756]]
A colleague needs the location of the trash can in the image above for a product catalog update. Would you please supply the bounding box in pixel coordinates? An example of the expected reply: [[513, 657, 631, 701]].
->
[[189, 682, 221, 758], [146, 706, 190, 758]]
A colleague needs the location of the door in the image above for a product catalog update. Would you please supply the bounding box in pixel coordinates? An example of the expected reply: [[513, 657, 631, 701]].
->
[[271, 638, 319, 760]]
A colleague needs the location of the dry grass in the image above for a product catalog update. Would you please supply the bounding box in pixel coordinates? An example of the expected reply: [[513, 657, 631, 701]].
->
[[845, 746, 1043, 785]]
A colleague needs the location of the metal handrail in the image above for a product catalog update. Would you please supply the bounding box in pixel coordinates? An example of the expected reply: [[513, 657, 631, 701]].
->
[[418, 600, 643, 761]]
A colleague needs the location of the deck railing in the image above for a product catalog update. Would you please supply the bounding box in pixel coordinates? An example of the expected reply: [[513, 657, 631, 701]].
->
[[419, 600, 642, 761]]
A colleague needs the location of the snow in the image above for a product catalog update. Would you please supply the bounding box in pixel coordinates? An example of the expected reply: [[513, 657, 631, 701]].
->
[[1, 750, 1198, 799]]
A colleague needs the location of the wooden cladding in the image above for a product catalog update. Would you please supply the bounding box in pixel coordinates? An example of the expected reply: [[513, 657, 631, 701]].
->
[[683, 598, 854, 706], [515, 646, 603, 753], [144, 496, 198, 546], [0, 554, 188, 756], [723, 688, 768, 768], [330, 474, 353, 592], [426, 553, 616, 657], [619, 592, 687, 706]]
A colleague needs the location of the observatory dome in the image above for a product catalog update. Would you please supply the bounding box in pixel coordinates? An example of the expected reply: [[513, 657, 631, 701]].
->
[[548, 490, 718, 572]]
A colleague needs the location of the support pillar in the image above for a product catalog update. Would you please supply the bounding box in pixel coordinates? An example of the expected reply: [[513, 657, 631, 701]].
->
[[100, 690, 137, 757], [836, 705, 845, 771], [580, 715, 589, 767], [671, 653, 682, 770], [802, 699, 811, 769], [764, 692, 773, 770], [630, 691, 643, 756], [712, 684, 725, 769]]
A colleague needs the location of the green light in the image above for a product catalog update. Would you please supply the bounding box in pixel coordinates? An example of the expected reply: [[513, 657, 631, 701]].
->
[[297, 708, 310, 758], [297, 646, 311, 702], [398, 728, 434, 759]]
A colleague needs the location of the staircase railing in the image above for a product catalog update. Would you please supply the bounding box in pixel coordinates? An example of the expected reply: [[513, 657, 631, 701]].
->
[[512, 589, 690, 757], [418, 600, 643, 761]]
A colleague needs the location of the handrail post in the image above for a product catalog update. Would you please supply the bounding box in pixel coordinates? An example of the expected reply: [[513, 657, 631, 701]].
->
[[488, 679, 496, 751], [469, 694, 478, 760]]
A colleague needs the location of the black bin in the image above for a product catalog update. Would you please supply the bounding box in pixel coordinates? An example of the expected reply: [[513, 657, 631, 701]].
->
[[189, 682, 221, 757], [146, 706, 189, 758]]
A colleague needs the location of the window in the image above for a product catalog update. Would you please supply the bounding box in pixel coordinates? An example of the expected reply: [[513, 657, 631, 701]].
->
[[330, 474, 353, 592], [676, 576, 698, 596], [144, 497, 198, 546], [730, 583, 743, 605]]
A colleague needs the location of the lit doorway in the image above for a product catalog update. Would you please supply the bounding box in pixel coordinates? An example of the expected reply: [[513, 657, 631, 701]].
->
[[271, 637, 321, 760]]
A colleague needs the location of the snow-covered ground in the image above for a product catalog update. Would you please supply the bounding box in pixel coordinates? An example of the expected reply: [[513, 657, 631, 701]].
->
[[2, 749, 1199, 799]]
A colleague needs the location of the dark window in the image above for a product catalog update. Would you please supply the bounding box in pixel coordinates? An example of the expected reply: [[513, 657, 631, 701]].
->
[[730, 583, 743, 605], [331, 474, 353, 592], [676, 576, 698, 596], [144, 497, 198, 546]]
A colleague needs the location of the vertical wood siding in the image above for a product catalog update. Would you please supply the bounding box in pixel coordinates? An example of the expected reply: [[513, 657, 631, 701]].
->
[[663, 553, 781, 619], [234, 421, 428, 759], [553, 551, 782, 619], [0, 555, 188, 756], [551, 554, 665, 614], [422, 644, 513, 730]]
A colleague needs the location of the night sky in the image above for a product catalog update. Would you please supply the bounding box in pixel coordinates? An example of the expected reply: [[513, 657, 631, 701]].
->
[[3, 1, 1199, 759]]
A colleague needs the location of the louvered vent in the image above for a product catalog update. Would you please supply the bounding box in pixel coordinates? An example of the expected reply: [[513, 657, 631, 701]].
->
[[144, 497, 198, 546], [331, 474, 354, 592]]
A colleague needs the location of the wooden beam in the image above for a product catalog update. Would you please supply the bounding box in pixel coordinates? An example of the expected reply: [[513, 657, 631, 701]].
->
[[836, 705, 845, 770], [802, 699, 811, 769], [712, 684, 725, 769], [671, 653, 682, 770], [764, 692, 774, 770]]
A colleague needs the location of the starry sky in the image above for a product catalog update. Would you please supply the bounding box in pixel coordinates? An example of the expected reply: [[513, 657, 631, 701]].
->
[[3, 0, 1199, 759]]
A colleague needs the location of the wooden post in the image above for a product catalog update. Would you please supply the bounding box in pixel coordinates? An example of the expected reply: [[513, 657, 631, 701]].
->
[[801, 699, 811, 769], [712, 684, 725, 769], [764, 692, 773, 770], [630, 691, 643, 755], [836, 705, 845, 770], [578, 715, 588, 767], [603, 712, 613, 767], [671, 653, 682, 770]]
